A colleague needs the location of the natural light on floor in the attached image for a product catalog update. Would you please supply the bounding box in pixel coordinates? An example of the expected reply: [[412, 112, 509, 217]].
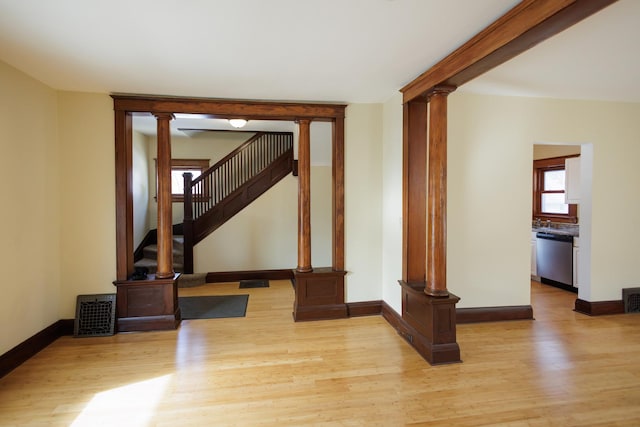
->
[[70, 374, 172, 426]]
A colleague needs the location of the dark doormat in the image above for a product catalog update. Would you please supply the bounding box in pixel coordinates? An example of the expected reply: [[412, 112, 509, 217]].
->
[[179, 295, 249, 319], [239, 279, 269, 289]]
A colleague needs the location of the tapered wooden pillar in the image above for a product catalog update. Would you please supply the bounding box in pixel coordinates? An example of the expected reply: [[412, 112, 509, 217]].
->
[[425, 86, 455, 297], [297, 119, 312, 273], [154, 113, 175, 279], [402, 100, 428, 283]]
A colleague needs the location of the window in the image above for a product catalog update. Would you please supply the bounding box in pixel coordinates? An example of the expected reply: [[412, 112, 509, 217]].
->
[[533, 156, 577, 223], [156, 159, 209, 202]]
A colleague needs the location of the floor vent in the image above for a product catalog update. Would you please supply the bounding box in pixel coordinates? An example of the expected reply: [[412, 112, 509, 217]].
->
[[622, 287, 640, 313], [74, 294, 116, 337]]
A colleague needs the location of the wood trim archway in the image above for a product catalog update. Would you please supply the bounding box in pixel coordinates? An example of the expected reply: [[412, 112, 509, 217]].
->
[[112, 95, 346, 328], [394, 0, 617, 364]]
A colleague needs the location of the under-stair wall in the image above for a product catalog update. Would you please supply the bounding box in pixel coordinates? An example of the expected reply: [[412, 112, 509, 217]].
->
[[182, 132, 294, 273]]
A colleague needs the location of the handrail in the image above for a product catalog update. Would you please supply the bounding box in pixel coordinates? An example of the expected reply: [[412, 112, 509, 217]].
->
[[185, 131, 293, 222], [194, 131, 266, 184]]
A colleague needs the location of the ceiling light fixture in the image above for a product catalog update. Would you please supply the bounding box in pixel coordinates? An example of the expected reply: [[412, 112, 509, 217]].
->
[[228, 119, 248, 128]]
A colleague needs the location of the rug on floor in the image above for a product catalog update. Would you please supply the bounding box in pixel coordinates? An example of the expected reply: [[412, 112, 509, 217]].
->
[[179, 295, 249, 319], [239, 279, 269, 289]]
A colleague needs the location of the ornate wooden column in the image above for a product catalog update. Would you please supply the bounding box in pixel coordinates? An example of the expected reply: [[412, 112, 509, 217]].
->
[[426, 85, 456, 297], [293, 118, 347, 321], [112, 112, 181, 332], [155, 113, 175, 279], [297, 119, 312, 273], [397, 88, 460, 365]]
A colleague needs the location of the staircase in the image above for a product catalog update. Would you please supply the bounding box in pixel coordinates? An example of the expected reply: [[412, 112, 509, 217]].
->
[[182, 131, 294, 273], [132, 132, 293, 276], [134, 235, 185, 274]]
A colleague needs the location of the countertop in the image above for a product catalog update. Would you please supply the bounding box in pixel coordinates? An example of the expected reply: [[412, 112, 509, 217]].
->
[[532, 225, 579, 237]]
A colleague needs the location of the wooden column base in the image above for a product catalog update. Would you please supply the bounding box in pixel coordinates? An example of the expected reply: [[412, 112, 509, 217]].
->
[[398, 280, 461, 365], [293, 268, 347, 321], [113, 273, 181, 332]]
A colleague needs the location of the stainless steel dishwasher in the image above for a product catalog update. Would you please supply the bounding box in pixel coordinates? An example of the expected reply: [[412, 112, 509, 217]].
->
[[536, 232, 574, 286]]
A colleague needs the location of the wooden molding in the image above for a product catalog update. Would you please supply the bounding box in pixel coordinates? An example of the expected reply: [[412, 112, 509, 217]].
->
[[205, 269, 294, 283], [114, 95, 346, 288], [112, 94, 346, 120], [401, 0, 617, 102], [347, 301, 383, 317], [574, 298, 624, 316], [0, 319, 73, 379], [457, 306, 534, 324]]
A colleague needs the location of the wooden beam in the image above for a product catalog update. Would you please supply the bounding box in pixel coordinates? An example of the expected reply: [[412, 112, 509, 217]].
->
[[112, 95, 346, 121], [401, 0, 617, 103]]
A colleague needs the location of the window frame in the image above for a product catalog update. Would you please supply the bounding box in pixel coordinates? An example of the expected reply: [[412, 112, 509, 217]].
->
[[532, 155, 578, 224], [155, 158, 210, 203]]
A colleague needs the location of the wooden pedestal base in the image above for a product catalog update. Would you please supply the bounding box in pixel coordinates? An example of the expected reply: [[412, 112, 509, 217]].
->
[[293, 268, 347, 321], [113, 273, 181, 332], [398, 280, 461, 365]]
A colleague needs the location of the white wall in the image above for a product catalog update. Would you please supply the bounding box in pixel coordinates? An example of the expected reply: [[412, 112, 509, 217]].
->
[[145, 132, 251, 228], [193, 166, 332, 271], [58, 92, 116, 317], [0, 60, 61, 354], [381, 93, 403, 314], [344, 104, 384, 302], [447, 92, 640, 306], [132, 131, 150, 248], [379, 91, 640, 309]]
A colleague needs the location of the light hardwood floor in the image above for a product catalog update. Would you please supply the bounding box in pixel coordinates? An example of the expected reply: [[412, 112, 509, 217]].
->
[[0, 280, 638, 426]]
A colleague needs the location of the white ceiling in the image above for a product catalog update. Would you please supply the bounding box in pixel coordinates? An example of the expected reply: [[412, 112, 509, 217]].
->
[[0, 0, 637, 107], [464, 0, 640, 103]]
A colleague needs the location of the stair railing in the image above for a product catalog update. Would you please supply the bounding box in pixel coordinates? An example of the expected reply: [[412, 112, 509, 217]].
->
[[184, 132, 293, 222]]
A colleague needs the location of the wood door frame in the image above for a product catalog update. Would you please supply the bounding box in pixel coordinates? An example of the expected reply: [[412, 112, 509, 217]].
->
[[112, 94, 346, 281]]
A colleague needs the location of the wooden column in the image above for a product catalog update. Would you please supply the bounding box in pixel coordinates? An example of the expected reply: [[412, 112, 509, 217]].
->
[[425, 86, 456, 297], [297, 119, 312, 273], [398, 90, 460, 365], [154, 113, 175, 279], [114, 110, 133, 280], [332, 117, 345, 271], [402, 100, 428, 283]]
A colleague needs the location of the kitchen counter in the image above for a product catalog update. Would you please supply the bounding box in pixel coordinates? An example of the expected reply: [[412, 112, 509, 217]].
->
[[532, 225, 579, 237]]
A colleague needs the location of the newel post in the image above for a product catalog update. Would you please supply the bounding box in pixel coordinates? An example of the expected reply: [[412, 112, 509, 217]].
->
[[183, 172, 194, 274]]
